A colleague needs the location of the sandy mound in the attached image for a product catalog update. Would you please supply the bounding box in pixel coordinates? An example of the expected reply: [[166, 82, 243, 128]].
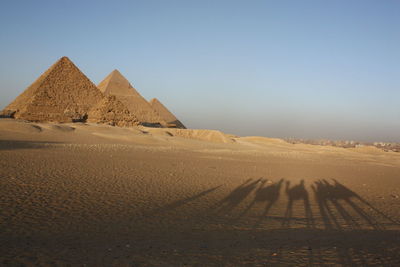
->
[[239, 136, 287, 145], [140, 127, 238, 144], [350, 145, 387, 154], [169, 129, 235, 143], [98, 70, 166, 126], [149, 98, 186, 129], [140, 127, 235, 143], [1, 57, 104, 122], [87, 95, 139, 127]]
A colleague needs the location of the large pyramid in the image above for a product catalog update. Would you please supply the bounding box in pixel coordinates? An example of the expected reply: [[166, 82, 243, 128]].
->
[[1, 57, 104, 122], [97, 70, 167, 127], [149, 98, 186, 129]]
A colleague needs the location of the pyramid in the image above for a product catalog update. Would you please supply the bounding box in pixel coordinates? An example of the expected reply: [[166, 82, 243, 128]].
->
[[87, 95, 139, 127], [1, 57, 104, 122], [97, 70, 167, 127], [149, 98, 186, 129]]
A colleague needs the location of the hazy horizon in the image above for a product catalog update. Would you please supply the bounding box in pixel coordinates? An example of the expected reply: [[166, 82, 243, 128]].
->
[[1, 0, 399, 142]]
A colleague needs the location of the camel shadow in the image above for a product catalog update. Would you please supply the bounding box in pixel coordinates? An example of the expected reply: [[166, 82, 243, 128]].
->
[[282, 180, 314, 228], [239, 179, 284, 227], [216, 178, 261, 215], [312, 179, 399, 230]]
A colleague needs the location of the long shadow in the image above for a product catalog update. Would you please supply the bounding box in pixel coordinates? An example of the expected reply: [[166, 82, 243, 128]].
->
[[326, 179, 365, 229], [312, 180, 342, 230], [312, 179, 400, 231], [152, 185, 222, 215], [0, 140, 60, 151], [245, 179, 284, 227], [215, 178, 261, 214], [137, 177, 400, 265], [299, 179, 400, 265], [318, 182, 390, 266], [282, 180, 314, 228], [332, 179, 399, 225]]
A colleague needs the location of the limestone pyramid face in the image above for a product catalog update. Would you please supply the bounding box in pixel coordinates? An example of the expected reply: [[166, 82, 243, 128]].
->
[[1, 57, 104, 122], [98, 70, 166, 127], [149, 98, 186, 129], [88, 95, 139, 127]]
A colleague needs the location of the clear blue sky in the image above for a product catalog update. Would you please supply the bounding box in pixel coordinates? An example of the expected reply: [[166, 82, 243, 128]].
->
[[1, 0, 399, 142]]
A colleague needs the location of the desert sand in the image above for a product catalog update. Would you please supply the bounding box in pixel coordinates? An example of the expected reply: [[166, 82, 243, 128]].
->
[[1, 118, 400, 266]]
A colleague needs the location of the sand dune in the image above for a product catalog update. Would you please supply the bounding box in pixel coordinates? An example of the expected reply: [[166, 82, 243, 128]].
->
[[141, 127, 236, 144], [1, 119, 400, 265]]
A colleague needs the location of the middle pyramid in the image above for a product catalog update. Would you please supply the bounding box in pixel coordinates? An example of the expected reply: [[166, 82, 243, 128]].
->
[[98, 70, 166, 127]]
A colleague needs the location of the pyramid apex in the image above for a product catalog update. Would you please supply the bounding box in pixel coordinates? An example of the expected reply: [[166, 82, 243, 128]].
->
[[59, 56, 72, 62], [54, 56, 76, 67], [98, 69, 135, 95], [108, 69, 126, 79]]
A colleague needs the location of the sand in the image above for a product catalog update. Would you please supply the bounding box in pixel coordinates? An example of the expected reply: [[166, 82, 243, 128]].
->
[[1, 118, 400, 266]]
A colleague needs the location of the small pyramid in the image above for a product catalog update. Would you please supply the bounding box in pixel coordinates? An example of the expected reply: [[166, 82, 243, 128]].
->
[[98, 70, 166, 127], [149, 98, 186, 129], [87, 95, 139, 127], [1, 57, 104, 122]]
